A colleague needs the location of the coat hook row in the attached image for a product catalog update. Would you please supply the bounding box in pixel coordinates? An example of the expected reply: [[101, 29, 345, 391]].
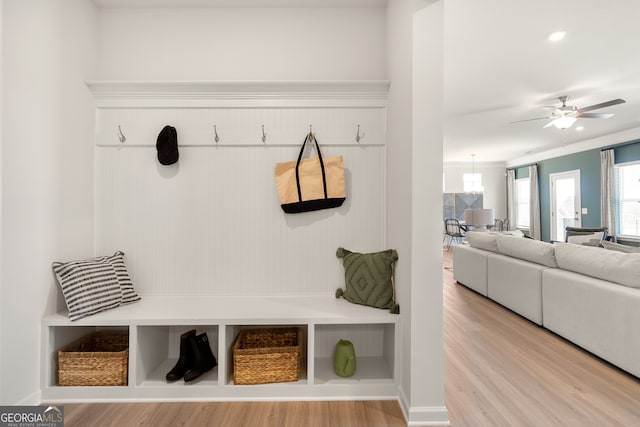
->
[[115, 124, 370, 145], [117, 125, 126, 143]]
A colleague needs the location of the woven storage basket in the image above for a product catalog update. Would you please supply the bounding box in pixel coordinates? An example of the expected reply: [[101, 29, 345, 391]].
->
[[233, 327, 301, 385], [57, 331, 128, 386]]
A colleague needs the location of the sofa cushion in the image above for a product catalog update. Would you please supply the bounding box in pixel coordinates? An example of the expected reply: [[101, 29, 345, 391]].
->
[[602, 241, 640, 253], [452, 245, 489, 296], [496, 235, 557, 268], [488, 253, 544, 325], [465, 231, 499, 253], [542, 268, 640, 378], [554, 243, 640, 288]]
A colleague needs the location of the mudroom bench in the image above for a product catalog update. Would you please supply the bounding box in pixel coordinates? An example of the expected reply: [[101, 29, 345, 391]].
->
[[41, 295, 399, 403]]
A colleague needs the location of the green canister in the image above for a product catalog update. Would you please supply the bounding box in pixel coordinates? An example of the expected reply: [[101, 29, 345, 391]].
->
[[333, 339, 356, 377]]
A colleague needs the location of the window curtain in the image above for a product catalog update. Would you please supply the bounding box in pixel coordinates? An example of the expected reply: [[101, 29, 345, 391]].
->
[[506, 169, 516, 231], [528, 165, 541, 240], [600, 149, 616, 241]]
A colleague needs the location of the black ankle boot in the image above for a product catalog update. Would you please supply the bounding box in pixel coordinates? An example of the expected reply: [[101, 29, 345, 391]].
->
[[166, 329, 196, 381], [184, 332, 217, 383]]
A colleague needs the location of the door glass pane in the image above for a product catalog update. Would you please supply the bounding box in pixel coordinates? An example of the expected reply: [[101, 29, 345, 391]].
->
[[554, 177, 578, 241]]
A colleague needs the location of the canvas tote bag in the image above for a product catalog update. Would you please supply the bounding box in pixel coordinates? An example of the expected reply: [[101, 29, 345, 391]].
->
[[275, 133, 346, 213]]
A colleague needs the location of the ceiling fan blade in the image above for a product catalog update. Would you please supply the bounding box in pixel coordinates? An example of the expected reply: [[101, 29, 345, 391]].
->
[[577, 98, 626, 113], [510, 116, 552, 124], [576, 112, 614, 119]]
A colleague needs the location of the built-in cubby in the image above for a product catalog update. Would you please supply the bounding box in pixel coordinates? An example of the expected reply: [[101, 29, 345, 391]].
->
[[313, 323, 395, 385], [136, 325, 220, 387], [43, 325, 130, 389], [224, 324, 308, 386], [41, 296, 399, 402]]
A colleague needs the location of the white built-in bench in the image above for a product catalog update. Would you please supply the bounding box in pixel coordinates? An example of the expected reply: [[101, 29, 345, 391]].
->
[[41, 296, 399, 402]]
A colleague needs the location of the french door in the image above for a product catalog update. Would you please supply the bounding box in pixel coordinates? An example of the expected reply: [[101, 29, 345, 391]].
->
[[550, 170, 581, 242]]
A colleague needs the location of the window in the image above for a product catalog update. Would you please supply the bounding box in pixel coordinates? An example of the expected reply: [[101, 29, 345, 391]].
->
[[463, 173, 484, 193], [515, 178, 530, 228], [615, 161, 640, 237]]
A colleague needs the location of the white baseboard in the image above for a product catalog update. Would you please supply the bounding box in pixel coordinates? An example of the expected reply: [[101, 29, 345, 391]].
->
[[16, 389, 41, 406], [398, 386, 450, 426]]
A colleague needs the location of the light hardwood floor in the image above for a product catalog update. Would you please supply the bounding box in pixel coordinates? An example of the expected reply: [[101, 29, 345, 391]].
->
[[443, 247, 640, 427], [62, 400, 406, 427], [60, 249, 640, 426]]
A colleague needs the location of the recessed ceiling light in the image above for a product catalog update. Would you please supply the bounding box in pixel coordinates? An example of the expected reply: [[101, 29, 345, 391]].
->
[[576, 126, 584, 131], [548, 31, 566, 42]]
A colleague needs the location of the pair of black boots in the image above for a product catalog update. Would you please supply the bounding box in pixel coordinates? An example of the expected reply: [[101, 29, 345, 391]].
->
[[166, 330, 217, 383]]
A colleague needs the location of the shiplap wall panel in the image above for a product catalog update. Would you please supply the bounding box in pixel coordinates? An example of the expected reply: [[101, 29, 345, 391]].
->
[[314, 324, 387, 358], [92, 81, 388, 297], [96, 144, 385, 296]]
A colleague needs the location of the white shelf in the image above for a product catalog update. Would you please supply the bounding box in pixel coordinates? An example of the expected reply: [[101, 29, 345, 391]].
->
[[139, 358, 219, 388], [43, 296, 397, 325], [41, 296, 398, 402]]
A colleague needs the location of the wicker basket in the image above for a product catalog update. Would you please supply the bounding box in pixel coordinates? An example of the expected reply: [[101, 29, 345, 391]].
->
[[57, 331, 129, 386], [233, 327, 301, 385]]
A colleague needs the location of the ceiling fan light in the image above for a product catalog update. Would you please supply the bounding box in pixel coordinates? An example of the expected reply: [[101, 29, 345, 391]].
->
[[548, 31, 566, 42], [552, 116, 577, 129]]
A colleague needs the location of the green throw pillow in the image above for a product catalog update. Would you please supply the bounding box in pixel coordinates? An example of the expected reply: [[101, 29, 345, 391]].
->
[[335, 248, 399, 314]]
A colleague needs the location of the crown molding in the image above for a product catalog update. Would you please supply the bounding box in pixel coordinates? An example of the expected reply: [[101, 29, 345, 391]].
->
[[86, 80, 390, 100], [443, 160, 507, 169], [506, 125, 640, 167]]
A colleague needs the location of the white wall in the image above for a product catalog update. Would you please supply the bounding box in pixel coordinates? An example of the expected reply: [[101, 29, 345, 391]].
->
[[1, 0, 97, 404], [97, 7, 386, 81], [90, 6, 388, 295], [443, 162, 507, 219], [0, 0, 4, 404], [96, 142, 386, 296], [387, 0, 448, 424]]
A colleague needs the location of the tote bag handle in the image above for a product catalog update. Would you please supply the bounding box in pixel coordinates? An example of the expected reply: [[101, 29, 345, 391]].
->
[[295, 133, 328, 202]]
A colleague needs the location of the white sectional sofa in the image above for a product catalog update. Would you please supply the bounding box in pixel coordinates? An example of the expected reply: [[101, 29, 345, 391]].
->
[[452, 232, 640, 378]]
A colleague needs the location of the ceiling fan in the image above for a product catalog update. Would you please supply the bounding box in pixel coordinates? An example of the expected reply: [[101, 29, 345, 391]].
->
[[511, 96, 626, 129]]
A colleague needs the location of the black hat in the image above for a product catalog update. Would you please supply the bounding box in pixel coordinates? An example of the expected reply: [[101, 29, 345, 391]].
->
[[156, 125, 178, 165]]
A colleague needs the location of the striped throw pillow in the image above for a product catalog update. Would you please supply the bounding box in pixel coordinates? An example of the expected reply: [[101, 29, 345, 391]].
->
[[53, 251, 140, 321], [107, 251, 141, 305]]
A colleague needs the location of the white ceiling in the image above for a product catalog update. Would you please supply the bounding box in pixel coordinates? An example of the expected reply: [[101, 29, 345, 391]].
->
[[444, 0, 640, 164], [92, 0, 640, 164]]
